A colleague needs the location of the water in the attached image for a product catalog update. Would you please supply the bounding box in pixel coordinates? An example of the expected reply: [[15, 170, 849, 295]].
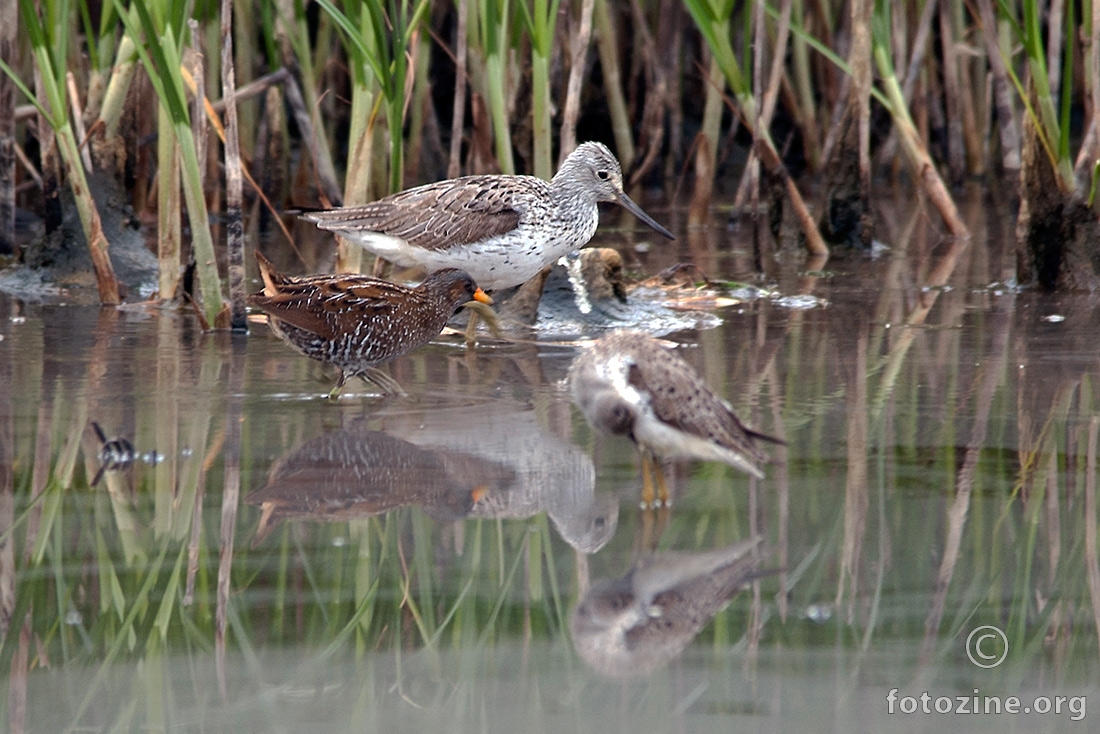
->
[[1, 204, 1098, 732]]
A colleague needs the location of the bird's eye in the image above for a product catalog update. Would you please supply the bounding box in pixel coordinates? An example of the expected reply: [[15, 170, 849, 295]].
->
[[596, 170, 610, 181]]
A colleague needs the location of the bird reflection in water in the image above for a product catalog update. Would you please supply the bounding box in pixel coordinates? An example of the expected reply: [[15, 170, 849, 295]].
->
[[571, 538, 763, 678], [379, 400, 616, 554], [245, 426, 513, 544]]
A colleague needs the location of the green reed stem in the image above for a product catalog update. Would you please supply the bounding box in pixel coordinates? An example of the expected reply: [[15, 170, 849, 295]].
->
[[317, 0, 429, 194], [114, 0, 224, 323], [518, 0, 561, 178], [476, 0, 516, 173]]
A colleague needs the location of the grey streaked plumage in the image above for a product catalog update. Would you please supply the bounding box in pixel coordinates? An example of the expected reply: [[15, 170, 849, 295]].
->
[[298, 142, 674, 291], [569, 329, 782, 506], [570, 538, 763, 677], [248, 251, 491, 394]]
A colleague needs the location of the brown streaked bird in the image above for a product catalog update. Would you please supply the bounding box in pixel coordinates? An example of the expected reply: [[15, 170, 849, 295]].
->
[[248, 251, 492, 396], [297, 141, 674, 293], [568, 330, 783, 507]]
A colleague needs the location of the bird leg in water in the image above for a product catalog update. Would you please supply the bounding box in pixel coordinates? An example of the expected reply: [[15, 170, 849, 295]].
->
[[639, 503, 671, 552], [327, 367, 407, 399], [640, 452, 672, 509], [362, 367, 407, 397]]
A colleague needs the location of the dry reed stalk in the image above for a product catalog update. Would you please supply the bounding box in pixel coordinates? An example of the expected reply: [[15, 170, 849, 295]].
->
[[750, 0, 764, 248], [1072, 4, 1100, 181], [232, 0, 256, 157], [283, 72, 343, 207], [688, 54, 725, 226], [0, 0, 13, 257], [976, 0, 1021, 179], [951, 3, 983, 176], [1048, 0, 1065, 104], [818, 0, 872, 246], [187, 36, 208, 206], [939, 0, 965, 181], [221, 0, 246, 330], [449, 0, 469, 179], [32, 66, 62, 233], [65, 72, 92, 172], [249, 86, 289, 241], [873, 0, 934, 169], [207, 68, 288, 112], [663, 3, 684, 178], [626, 0, 665, 185], [851, 0, 872, 236], [558, 0, 595, 163], [157, 105, 182, 301], [754, 135, 830, 255], [92, 36, 138, 178], [877, 50, 970, 239], [593, 0, 634, 166], [732, 0, 795, 212], [790, 0, 820, 169]]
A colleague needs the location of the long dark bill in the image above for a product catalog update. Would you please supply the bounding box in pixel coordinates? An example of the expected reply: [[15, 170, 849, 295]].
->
[[614, 191, 675, 240]]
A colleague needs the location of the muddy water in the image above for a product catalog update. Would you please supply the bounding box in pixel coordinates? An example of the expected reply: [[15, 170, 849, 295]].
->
[[1, 200, 1098, 732]]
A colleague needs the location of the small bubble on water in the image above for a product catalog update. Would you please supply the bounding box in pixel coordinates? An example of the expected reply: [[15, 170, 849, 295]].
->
[[65, 609, 83, 626], [180, 447, 193, 458], [331, 536, 347, 547], [142, 451, 164, 465], [805, 603, 833, 623]]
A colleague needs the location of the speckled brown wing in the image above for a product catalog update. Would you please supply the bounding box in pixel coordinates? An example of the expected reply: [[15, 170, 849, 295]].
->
[[305, 176, 534, 250], [249, 276, 417, 341], [625, 352, 768, 463]]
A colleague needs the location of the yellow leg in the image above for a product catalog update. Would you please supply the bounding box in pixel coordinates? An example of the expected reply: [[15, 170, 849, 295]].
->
[[640, 453, 655, 509]]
